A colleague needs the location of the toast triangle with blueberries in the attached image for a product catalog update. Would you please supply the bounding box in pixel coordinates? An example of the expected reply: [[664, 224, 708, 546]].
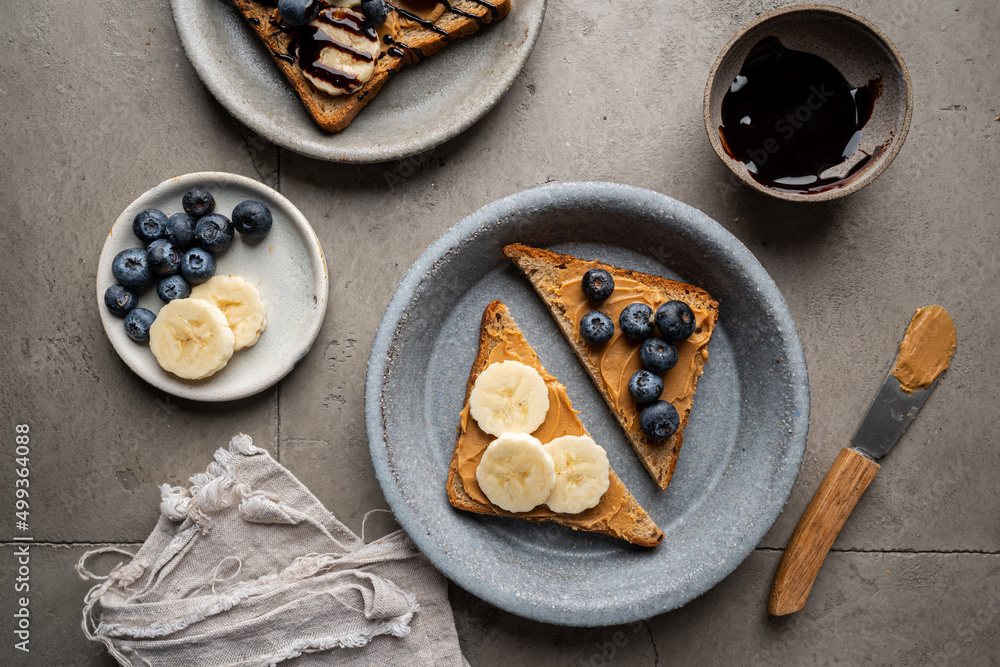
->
[[503, 244, 720, 491], [446, 300, 664, 548], [231, 0, 511, 132]]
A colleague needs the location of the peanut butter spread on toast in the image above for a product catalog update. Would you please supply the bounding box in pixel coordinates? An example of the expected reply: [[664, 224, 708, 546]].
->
[[394, 0, 447, 24], [457, 326, 637, 532], [555, 269, 712, 429]]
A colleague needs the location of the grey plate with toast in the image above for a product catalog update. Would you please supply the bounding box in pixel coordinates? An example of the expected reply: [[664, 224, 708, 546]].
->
[[170, 0, 545, 163], [366, 182, 809, 625]]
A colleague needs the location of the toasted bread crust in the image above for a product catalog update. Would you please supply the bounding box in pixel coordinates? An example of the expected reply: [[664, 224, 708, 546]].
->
[[231, 0, 512, 132], [447, 301, 664, 547], [503, 244, 720, 490]]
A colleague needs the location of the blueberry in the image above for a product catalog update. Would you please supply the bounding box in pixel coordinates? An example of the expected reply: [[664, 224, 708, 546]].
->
[[655, 300, 696, 342], [124, 308, 156, 343], [619, 303, 654, 339], [104, 284, 137, 317], [166, 212, 196, 250], [180, 247, 216, 285], [146, 239, 182, 277], [628, 369, 663, 405], [182, 188, 216, 219], [639, 337, 679, 374], [639, 401, 680, 440], [581, 268, 614, 302], [194, 214, 234, 253], [579, 310, 614, 345], [157, 275, 191, 303], [132, 209, 169, 244], [232, 200, 273, 239], [111, 248, 153, 291], [360, 0, 388, 26], [278, 0, 320, 26]]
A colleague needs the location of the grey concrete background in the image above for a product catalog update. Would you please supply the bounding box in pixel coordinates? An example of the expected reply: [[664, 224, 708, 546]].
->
[[1, 0, 997, 664]]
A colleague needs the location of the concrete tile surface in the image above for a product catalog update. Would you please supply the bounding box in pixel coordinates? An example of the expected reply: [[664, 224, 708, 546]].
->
[[5, 546, 996, 665], [1, 544, 129, 666], [0, 0, 279, 543], [452, 550, 1000, 666], [1, 0, 998, 664]]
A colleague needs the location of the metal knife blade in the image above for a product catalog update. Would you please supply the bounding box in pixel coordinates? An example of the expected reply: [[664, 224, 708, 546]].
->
[[851, 361, 942, 460]]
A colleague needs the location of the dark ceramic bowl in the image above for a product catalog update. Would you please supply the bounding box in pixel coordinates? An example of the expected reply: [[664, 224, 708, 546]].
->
[[704, 4, 913, 202]]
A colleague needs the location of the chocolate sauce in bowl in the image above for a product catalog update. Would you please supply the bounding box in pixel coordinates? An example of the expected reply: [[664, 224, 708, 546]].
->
[[719, 37, 881, 194]]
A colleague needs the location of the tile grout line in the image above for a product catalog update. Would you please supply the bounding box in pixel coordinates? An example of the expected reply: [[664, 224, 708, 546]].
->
[[275, 143, 282, 464], [754, 546, 1000, 555], [0, 541, 146, 547], [276, 382, 281, 463], [3, 541, 997, 555]]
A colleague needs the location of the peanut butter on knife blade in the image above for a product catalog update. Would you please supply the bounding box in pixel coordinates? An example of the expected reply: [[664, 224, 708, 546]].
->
[[891, 305, 957, 393]]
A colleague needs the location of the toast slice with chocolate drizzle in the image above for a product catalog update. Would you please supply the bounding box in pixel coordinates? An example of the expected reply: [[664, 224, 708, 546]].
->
[[231, 0, 511, 132], [503, 244, 720, 491], [446, 300, 664, 547]]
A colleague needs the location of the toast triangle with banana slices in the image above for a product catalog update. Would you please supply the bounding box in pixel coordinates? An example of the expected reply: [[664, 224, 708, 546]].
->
[[231, 0, 511, 132], [446, 300, 664, 547], [503, 244, 720, 491]]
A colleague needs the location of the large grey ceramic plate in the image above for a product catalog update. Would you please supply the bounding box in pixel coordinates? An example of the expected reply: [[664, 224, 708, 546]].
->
[[171, 0, 545, 163], [365, 182, 809, 626], [97, 172, 328, 402]]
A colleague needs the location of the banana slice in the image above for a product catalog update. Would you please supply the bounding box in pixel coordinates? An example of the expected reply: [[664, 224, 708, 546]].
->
[[190, 275, 267, 351], [543, 435, 611, 514], [476, 433, 556, 513], [469, 360, 550, 437], [301, 8, 380, 96], [149, 298, 235, 380]]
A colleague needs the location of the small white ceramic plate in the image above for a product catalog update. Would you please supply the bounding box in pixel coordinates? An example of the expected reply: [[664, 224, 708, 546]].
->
[[96, 172, 328, 401]]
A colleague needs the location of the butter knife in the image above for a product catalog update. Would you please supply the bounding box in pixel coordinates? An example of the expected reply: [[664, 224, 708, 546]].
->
[[768, 307, 956, 616]]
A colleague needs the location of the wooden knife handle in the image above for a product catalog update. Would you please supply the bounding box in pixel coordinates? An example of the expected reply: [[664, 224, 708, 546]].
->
[[768, 447, 880, 616]]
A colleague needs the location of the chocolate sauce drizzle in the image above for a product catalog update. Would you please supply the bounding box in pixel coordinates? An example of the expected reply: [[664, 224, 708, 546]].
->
[[441, 0, 479, 21], [393, 5, 448, 35], [289, 8, 378, 91], [466, 0, 498, 19], [264, 0, 503, 83], [315, 9, 375, 62], [268, 11, 294, 33], [380, 33, 406, 59], [318, 7, 378, 41], [389, 0, 499, 41]]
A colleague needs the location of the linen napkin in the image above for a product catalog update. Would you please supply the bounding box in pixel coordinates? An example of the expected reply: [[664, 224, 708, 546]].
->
[[78, 434, 468, 666]]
